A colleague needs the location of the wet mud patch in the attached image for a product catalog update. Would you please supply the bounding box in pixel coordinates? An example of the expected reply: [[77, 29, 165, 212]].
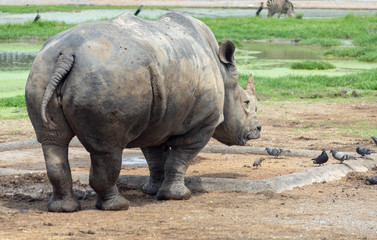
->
[[0, 173, 96, 211]]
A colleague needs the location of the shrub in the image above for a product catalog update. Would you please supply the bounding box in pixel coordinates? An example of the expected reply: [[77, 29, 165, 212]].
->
[[0, 95, 26, 108], [290, 60, 336, 70], [295, 14, 304, 19]]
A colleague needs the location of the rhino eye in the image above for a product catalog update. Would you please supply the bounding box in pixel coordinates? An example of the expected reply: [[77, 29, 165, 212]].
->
[[243, 100, 250, 106]]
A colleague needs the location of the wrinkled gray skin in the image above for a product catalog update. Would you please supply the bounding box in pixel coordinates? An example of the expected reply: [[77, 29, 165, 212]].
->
[[267, 0, 295, 18], [25, 12, 261, 212]]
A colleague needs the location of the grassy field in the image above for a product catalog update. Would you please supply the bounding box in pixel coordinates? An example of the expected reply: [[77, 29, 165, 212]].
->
[[1, 8, 377, 119]]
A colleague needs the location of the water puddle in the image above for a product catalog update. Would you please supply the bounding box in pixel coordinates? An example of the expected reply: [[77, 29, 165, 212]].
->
[[0, 51, 36, 71], [236, 41, 323, 63], [122, 152, 147, 166]]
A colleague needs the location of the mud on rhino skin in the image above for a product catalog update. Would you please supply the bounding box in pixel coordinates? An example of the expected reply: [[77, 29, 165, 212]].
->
[[25, 12, 261, 212]]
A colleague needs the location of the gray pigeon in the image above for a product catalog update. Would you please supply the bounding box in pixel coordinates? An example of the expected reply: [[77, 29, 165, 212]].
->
[[356, 145, 375, 158], [371, 136, 377, 147], [366, 174, 377, 184], [253, 157, 265, 168], [330, 149, 356, 164], [265, 147, 291, 158], [312, 149, 328, 166]]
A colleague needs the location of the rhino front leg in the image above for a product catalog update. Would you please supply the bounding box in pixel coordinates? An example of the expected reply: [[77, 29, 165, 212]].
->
[[156, 146, 199, 200], [42, 144, 80, 212], [141, 144, 169, 195], [157, 126, 215, 200], [89, 151, 129, 210]]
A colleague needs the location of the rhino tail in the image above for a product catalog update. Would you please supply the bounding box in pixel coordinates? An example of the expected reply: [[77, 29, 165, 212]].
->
[[41, 53, 75, 129]]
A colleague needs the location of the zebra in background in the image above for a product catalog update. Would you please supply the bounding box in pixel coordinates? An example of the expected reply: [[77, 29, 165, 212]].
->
[[267, 0, 295, 18]]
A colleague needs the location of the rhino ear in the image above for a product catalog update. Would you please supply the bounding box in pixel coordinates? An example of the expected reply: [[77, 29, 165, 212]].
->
[[219, 40, 235, 64], [244, 73, 256, 95]]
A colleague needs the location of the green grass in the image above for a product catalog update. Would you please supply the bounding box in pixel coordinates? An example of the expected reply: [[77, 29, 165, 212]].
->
[[0, 71, 29, 97], [0, 21, 75, 40], [0, 108, 28, 119], [299, 38, 341, 47], [239, 68, 377, 100], [290, 60, 335, 70], [325, 46, 377, 62], [200, 15, 377, 44], [0, 95, 25, 108], [1, 14, 377, 45], [0, 42, 43, 52], [295, 14, 304, 19]]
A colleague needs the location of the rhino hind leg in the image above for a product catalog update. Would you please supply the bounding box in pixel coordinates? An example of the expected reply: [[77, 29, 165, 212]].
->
[[141, 144, 169, 195], [42, 144, 80, 212], [89, 151, 129, 210]]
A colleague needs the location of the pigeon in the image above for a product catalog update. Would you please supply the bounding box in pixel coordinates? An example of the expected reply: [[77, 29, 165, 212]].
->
[[312, 149, 328, 166], [253, 157, 265, 168], [356, 145, 375, 158], [330, 149, 356, 164], [134, 5, 143, 16], [33, 10, 40, 22], [366, 174, 377, 185], [371, 136, 377, 147], [265, 147, 291, 158]]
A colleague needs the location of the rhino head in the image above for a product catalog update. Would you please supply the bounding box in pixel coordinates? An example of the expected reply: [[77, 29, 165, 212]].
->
[[213, 40, 261, 146]]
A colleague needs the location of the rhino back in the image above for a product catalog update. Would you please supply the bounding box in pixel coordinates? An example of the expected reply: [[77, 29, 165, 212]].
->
[[32, 13, 225, 149]]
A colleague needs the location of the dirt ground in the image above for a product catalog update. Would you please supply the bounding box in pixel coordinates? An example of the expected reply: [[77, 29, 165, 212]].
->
[[0, 99, 377, 239]]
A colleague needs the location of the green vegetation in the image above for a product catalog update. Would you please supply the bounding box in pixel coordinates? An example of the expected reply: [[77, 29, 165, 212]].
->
[[1, 14, 376, 45], [325, 46, 377, 62], [295, 14, 304, 19], [239, 68, 377, 100], [0, 21, 75, 40], [0, 95, 25, 108], [299, 38, 341, 47], [290, 60, 335, 70], [0, 71, 29, 97], [0, 96, 27, 119], [0, 42, 43, 52], [201, 15, 377, 44]]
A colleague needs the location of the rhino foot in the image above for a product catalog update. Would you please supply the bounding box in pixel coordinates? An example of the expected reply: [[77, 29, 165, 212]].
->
[[157, 183, 191, 200], [95, 194, 129, 211], [48, 196, 81, 212], [142, 180, 163, 195]]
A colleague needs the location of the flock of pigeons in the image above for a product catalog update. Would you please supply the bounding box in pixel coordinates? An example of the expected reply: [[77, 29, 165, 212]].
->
[[254, 136, 377, 185]]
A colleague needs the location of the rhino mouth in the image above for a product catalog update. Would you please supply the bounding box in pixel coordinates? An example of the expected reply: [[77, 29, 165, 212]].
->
[[245, 129, 261, 141]]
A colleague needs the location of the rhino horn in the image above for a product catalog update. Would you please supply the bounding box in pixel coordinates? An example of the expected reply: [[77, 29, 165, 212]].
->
[[219, 40, 235, 64], [244, 73, 256, 95]]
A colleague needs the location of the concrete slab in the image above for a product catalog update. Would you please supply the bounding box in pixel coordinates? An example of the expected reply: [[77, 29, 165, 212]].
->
[[1, 139, 376, 193]]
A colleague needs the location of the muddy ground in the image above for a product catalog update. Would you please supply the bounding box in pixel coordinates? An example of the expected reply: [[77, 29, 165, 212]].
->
[[0, 99, 377, 239]]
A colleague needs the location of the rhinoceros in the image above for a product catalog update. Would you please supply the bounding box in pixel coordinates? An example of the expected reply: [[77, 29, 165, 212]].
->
[[267, 0, 295, 18], [25, 12, 261, 212]]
